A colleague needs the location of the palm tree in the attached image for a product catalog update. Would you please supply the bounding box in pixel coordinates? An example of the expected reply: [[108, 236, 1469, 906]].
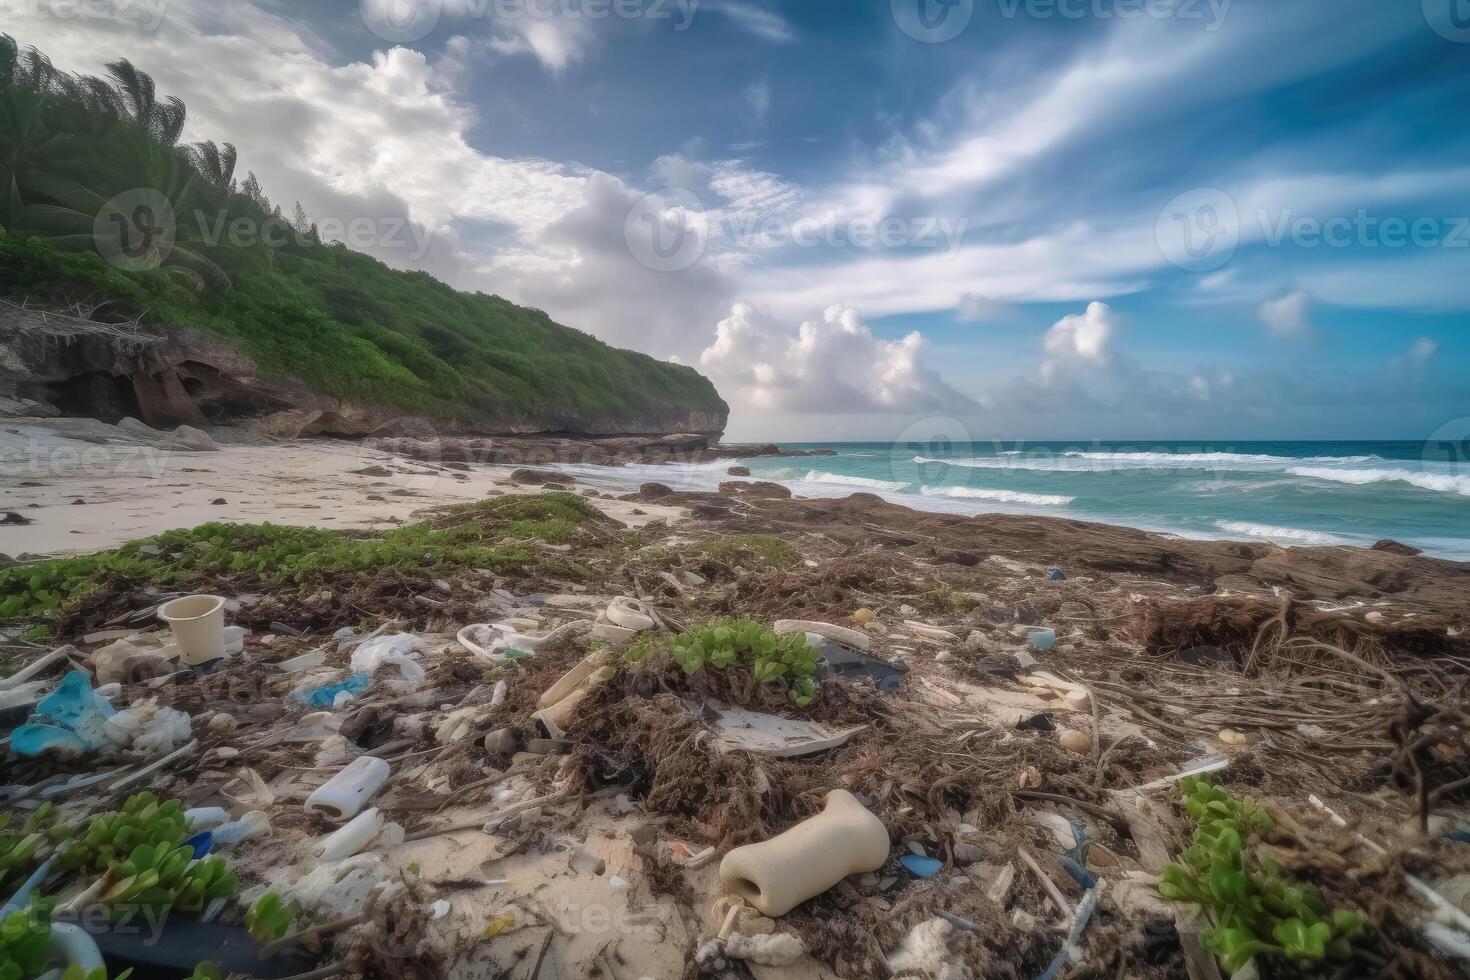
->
[[106, 58, 186, 146], [189, 140, 238, 194]]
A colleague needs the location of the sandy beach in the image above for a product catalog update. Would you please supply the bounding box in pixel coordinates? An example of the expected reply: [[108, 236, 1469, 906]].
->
[[0, 419, 681, 558]]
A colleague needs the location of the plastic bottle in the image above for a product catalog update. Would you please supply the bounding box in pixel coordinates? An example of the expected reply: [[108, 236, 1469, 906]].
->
[[304, 756, 390, 821]]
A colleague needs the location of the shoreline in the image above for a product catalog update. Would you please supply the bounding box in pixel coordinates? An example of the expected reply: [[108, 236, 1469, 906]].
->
[[2, 419, 1464, 570]]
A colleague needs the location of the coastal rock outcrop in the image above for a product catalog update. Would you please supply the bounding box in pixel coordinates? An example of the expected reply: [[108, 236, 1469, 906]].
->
[[0, 300, 727, 440]]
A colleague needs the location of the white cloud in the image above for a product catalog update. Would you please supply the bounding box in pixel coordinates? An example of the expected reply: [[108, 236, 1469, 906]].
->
[[1389, 337, 1438, 370], [479, 10, 597, 72], [1259, 291, 1311, 337], [705, 1, 795, 42], [1041, 301, 1119, 381], [698, 304, 976, 414]]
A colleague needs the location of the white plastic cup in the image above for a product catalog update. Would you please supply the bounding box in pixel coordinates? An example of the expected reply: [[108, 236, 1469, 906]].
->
[[158, 595, 227, 666]]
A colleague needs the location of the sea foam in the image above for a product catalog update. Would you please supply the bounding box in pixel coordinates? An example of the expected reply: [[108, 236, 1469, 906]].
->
[[920, 485, 1074, 506], [1214, 520, 1352, 546], [1287, 467, 1470, 497]]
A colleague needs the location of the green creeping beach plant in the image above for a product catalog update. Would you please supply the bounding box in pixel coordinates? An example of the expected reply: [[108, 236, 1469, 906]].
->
[[244, 892, 293, 944], [55, 794, 188, 875], [53, 794, 236, 918], [626, 619, 822, 708], [1158, 777, 1366, 975], [0, 897, 133, 980], [0, 494, 595, 622], [0, 804, 72, 891]]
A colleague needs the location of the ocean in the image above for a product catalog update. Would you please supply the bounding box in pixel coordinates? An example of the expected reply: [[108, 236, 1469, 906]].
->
[[545, 440, 1470, 562]]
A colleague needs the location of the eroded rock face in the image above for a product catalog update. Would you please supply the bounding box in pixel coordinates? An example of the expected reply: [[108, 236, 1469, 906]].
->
[[0, 307, 727, 439]]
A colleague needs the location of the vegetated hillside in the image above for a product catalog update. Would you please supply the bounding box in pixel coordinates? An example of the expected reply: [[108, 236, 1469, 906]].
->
[[0, 36, 728, 434]]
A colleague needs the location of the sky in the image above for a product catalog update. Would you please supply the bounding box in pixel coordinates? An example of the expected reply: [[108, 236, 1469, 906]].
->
[[7, 0, 1470, 442]]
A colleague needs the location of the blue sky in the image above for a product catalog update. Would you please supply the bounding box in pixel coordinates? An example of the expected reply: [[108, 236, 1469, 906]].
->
[[12, 0, 1470, 440]]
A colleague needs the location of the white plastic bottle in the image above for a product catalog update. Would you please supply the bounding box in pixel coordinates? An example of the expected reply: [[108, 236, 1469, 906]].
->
[[304, 756, 390, 821]]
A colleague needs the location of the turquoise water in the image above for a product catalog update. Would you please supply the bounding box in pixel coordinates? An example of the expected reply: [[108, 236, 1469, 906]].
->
[[548, 441, 1470, 561]]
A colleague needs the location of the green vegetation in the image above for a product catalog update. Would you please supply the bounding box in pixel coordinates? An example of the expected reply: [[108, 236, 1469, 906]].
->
[[0, 493, 596, 621], [1158, 777, 1367, 975], [924, 584, 979, 615], [244, 892, 293, 945], [627, 619, 820, 707], [2, 796, 231, 980], [0, 38, 726, 429], [1, 897, 129, 980], [55, 793, 187, 875], [0, 804, 69, 892], [57, 794, 235, 917]]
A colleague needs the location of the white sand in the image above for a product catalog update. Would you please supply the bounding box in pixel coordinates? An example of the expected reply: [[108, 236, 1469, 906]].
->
[[0, 419, 682, 557]]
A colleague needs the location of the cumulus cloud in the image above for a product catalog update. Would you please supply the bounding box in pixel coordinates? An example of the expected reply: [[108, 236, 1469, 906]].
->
[[1041, 301, 1119, 382], [1259, 290, 1312, 337], [698, 304, 976, 414]]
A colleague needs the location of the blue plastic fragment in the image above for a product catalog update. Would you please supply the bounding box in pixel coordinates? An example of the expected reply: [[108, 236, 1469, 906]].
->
[[11, 671, 116, 757], [1027, 628, 1057, 652], [185, 832, 214, 859], [1055, 853, 1096, 891], [1446, 830, 1470, 845], [900, 854, 944, 878], [291, 672, 372, 707], [1047, 568, 1066, 581]]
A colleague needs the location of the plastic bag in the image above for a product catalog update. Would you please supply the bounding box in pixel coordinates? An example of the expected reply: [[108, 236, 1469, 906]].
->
[[350, 634, 426, 688]]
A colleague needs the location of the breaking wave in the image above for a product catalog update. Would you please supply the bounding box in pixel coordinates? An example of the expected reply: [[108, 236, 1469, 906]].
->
[[920, 485, 1074, 506], [1214, 520, 1352, 546], [1287, 467, 1470, 497], [915, 452, 1383, 473], [800, 470, 909, 492]]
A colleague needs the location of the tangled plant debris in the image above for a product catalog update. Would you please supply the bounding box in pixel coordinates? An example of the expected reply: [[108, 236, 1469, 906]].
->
[[1, 487, 1467, 980]]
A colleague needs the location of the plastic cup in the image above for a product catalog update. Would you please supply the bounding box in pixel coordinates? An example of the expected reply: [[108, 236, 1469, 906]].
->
[[158, 595, 227, 666]]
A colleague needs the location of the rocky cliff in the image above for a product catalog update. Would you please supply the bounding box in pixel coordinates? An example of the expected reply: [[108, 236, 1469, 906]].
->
[[0, 299, 728, 439]]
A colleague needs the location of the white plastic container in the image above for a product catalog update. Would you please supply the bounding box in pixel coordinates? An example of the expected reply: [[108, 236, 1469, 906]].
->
[[304, 755, 390, 821], [158, 595, 227, 665], [719, 790, 889, 916], [316, 807, 385, 861]]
